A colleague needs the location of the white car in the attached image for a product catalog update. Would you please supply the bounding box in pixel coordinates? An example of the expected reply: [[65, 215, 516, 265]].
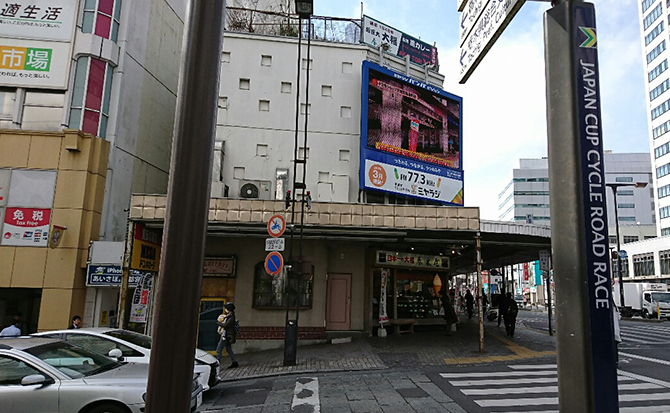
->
[[0, 336, 202, 413], [34, 328, 219, 391]]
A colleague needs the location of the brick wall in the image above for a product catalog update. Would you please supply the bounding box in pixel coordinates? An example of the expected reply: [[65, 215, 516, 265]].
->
[[239, 326, 327, 340]]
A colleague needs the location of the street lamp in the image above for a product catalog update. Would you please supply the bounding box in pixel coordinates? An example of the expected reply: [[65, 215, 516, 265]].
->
[[606, 181, 648, 316]]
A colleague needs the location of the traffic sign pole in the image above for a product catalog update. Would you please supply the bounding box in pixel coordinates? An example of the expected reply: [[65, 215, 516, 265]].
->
[[545, 1, 619, 412]]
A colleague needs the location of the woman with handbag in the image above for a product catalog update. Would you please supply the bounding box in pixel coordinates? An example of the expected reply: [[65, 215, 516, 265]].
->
[[216, 302, 239, 368]]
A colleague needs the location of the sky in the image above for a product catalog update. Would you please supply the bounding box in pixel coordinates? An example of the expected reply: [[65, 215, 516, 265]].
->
[[314, 0, 649, 220]]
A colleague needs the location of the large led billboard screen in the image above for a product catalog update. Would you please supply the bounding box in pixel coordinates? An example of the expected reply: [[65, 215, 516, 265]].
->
[[360, 61, 464, 205]]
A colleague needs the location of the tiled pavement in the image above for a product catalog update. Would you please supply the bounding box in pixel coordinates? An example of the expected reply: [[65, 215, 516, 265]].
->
[[218, 317, 556, 382]]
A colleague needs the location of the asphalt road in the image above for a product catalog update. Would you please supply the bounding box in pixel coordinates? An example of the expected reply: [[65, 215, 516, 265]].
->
[[199, 313, 670, 412]]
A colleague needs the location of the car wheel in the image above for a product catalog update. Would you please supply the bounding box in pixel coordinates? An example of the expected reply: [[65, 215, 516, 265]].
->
[[84, 402, 130, 413], [643, 309, 650, 319]]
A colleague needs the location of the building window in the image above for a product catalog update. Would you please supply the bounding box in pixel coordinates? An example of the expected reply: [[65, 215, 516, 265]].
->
[[618, 216, 637, 222], [647, 40, 666, 64], [623, 236, 639, 243], [663, 227, 670, 236], [661, 249, 670, 275], [617, 190, 634, 196], [644, 3, 662, 30], [615, 177, 634, 182], [650, 78, 670, 101], [612, 257, 629, 278], [643, 0, 658, 13], [81, 0, 123, 42], [68, 56, 114, 138], [661, 205, 670, 219], [656, 141, 670, 158], [659, 183, 670, 199], [652, 97, 670, 120], [649, 59, 668, 83], [252, 261, 313, 309], [513, 191, 550, 196], [618, 204, 636, 208], [0, 87, 15, 122], [657, 162, 670, 178], [654, 118, 670, 139], [646, 21, 665, 46], [633, 253, 655, 277]]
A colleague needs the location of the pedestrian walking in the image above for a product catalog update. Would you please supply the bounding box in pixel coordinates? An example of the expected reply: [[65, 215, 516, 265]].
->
[[504, 292, 519, 337], [216, 302, 239, 368], [465, 290, 474, 319], [497, 292, 509, 327], [481, 290, 488, 313], [68, 315, 82, 329], [0, 321, 21, 337], [440, 290, 458, 336]]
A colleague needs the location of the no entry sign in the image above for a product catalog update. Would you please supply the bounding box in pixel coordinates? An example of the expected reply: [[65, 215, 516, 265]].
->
[[264, 251, 284, 276]]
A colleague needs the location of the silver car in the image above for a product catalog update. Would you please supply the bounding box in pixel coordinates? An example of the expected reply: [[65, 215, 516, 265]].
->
[[0, 337, 202, 413], [34, 327, 220, 391]]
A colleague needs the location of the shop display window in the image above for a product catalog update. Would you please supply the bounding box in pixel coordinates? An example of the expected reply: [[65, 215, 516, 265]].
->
[[252, 261, 313, 309], [373, 269, 445, 321]]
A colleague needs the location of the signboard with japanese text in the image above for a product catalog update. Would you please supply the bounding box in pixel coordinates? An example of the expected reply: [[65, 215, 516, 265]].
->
[[130, 223, 162, 272], [376, 250, 450, 270], [203, 257, 236, 277], [265, 237, 285, 252], [379, 269, 389, 323], [362, 15, 437, 67], [458, 0, 525, 84], [1, 207, 50, 246], [86, 265, 154, 287], [0, 38, 71, 88], [0, 1, 78, 41], [129, 273, 153, 323], [360, 61, 464, 205]]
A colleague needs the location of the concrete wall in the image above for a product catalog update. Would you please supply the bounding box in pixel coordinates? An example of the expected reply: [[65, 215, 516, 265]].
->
[[101, 0, 186, 241], [0, 129, 109, 331]]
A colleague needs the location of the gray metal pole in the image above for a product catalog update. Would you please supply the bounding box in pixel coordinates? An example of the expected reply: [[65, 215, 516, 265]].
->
[[117, 219, 134, 329], [545, 1, 618, 412], [546, 270, 553, 336], [610, 186, 625, 314], [475, 232, 484, 353], [144, 1, 225, 411]]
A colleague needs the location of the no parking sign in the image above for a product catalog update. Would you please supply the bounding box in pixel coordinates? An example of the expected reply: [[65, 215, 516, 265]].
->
[[264, 251, 283, 276]]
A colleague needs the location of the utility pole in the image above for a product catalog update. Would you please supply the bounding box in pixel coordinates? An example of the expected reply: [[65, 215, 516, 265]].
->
[[144, 1, 225, 411]]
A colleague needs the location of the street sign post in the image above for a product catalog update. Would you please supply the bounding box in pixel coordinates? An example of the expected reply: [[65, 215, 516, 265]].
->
[[267, 214, 286, 238], [264, 251, 284, 276], [458, 0, 526, 83], [545, 1, 619, 411]]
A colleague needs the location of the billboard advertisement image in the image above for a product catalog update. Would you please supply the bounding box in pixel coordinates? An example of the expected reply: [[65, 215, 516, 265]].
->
[[360, 61, 463, 205]]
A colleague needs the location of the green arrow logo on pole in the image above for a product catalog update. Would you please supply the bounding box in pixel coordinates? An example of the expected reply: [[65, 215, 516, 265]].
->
[[579, 27, 597, 48]]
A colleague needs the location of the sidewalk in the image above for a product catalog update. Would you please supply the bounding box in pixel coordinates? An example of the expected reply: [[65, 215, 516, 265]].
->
[[218, 318, 556, 383]]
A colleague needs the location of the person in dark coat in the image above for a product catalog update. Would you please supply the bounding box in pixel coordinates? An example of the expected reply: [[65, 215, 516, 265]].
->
[[440, 290, 458, 336], [504, 292, 519, 337], [216, 303, 238, 368], [498, 293, 509, 327], [465, 290, 474, 319], [68, 315, 82, 329]]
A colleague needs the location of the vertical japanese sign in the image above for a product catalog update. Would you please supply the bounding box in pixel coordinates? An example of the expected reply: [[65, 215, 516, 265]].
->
[[574, 4, 618, 411], [379, 269, 389, 323], [0, 0, 77, 89], [129, 273, 153, 323], [362, 15, 438, 67]]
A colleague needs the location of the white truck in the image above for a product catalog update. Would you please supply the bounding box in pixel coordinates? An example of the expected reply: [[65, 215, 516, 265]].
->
[[613, 282, 670, 319]]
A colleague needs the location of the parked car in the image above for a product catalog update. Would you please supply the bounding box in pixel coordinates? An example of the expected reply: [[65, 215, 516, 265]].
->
[[0, 336, 202, 413], [34, 327, 219, 391]]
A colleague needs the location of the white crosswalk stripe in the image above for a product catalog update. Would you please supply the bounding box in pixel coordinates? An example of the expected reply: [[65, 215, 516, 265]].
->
[[620, 324, 670, 345], [440, 364, 670, 412]]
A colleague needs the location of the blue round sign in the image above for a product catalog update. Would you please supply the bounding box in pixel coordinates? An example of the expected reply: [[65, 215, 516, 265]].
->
[[264, 252, 283, 276]]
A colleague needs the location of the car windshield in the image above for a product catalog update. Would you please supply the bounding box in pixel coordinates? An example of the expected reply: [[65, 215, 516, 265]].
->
[[651, 292, 670, 303], [514, 295, 523, 301], [25, 341, 119, 379], [104, 330, 152, 349]]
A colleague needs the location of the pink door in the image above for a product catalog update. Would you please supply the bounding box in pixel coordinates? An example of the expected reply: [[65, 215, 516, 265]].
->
[[326, 274, 351, 330]]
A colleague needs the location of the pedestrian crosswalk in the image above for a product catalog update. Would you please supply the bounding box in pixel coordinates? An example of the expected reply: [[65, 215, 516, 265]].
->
[[620, 324, 670, 345], [439, 364, 670, 412]]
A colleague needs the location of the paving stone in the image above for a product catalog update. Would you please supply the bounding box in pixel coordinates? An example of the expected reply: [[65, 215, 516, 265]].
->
[[350, 399, 385, 413]]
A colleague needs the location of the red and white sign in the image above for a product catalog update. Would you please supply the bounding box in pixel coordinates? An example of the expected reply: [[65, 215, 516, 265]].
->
[[524, 262, 529, 282], [267, 214, 286, 238], [2, 207, 51, 246]]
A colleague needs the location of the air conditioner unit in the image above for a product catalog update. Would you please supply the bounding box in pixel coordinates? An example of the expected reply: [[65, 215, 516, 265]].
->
[[239, 180, 272, 200]]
